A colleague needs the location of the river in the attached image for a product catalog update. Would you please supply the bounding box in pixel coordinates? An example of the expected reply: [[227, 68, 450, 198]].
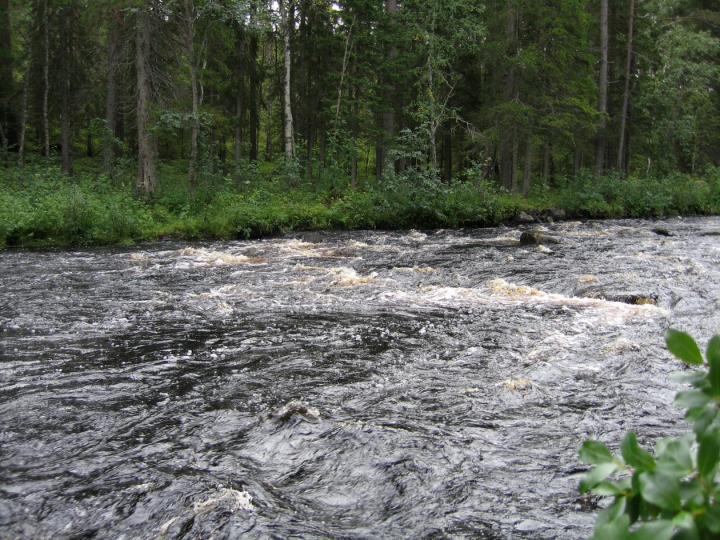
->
[[2, 218, 720, 539]]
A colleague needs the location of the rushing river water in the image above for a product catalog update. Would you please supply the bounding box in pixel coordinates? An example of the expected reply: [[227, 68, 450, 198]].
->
[[2, 218, 720, 539]]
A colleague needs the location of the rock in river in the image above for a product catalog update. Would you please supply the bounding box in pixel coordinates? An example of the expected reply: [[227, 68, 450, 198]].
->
[[519, 230, 561, 246], [270, 400, 321, 423], [575, 286, 658, 306]]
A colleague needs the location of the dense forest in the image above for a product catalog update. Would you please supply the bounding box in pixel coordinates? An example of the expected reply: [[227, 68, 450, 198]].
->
[[0, 0, 719, 246]]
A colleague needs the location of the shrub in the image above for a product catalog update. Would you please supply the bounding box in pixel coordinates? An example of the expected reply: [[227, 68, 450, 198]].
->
[[580, 330, 720, 539]]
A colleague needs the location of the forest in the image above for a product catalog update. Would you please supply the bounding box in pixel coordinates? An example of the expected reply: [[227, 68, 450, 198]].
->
[[0, 0, 719, 247]]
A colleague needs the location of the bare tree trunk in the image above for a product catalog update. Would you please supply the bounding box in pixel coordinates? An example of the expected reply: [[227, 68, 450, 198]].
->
[[522, 133, 533, 197], [442, 129, 453, 183], [510, 129, 519, 192], [0, 0, 16, 149], [334, 18, 354, 125], [60, 108, 73, 173], [235, 91, 243, 165], [279, 0, 294, 161], [542, 143, 551, 184], [265, 98, 273, 161], [351, 85, 359, 188], [617, 0, 635, 175], [136, 5, 156, 195], [18, 47, 31, 167], [595, 0, 609, 177], [104, 8, 122, 174], [42, 0, 50, 159], [573, 149, 583, 180], [501, 0, 517, 190], [184, 0, 200, 187], [378, 0, 398, 180], [60, 7, 73, 175], [248, 30, 259, 161]]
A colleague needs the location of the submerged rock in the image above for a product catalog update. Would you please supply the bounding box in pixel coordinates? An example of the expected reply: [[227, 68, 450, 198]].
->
[[651, 227, 674, 237], [270, 400, 321, 423], [576, 286, 658, 306], [520, 230, 561, 246]]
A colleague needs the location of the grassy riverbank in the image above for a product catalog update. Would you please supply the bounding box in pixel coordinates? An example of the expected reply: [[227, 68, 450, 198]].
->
[[1, 160, 719, 249]]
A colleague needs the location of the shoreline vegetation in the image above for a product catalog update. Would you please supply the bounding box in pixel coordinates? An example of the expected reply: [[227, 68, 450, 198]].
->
[[1, 160, 719, 250]]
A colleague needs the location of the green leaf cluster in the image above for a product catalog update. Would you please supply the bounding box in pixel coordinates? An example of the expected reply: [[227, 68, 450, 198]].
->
[[580, 331, 720, 539]]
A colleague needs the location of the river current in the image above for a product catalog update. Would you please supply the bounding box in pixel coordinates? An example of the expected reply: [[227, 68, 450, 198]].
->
[[2, 218, 720, 539]]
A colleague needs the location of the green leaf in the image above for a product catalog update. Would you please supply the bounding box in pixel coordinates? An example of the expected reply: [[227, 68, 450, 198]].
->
[[621, 433, 656, 472], [580, 440, 615, 465], [669, 371, 706, 387], [691, 405, 720, 438], [707, 336, 720, 395], [672, 512, 699, 540], [638, 472, 681, 512], [596, 497, 627, 528], [656, 437, 694, 477], [628, 520, 673, 540], [702, 504, 720, 533], [591, 514, 631, 540], [581, 462, 619, 493], [592, 480, 626, 497], [666, 330, 704, 366], [675, 390, 711, 411], [679, 481, 704, 508], [697, 432, 720, 482]]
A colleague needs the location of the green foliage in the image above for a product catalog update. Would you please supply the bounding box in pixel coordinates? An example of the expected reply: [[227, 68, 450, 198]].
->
[[580, 330, 720, 539], [1, 160, 720, 249]]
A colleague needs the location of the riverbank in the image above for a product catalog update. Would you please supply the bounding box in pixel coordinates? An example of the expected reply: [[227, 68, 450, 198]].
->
[[1, 161, 718, 249]]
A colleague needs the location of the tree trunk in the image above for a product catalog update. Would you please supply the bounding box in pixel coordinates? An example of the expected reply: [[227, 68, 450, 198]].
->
[[265, 97, 273, 161], [104, 8, 122, 174], [542, 143, 551, 184], [510, 129, 519, 193], [279, 0, 294, 161], [60, 7, 73, 175], [442, 129, 452, 183], [351, 85, 359, 188], [18, 44, 31, 167], [595, 0, 609, 177], [522, 134, 533, 197], [234, 91, 243, 165], [0, 0, 15, 149], [42, 0, 50, 159], [377, 0, 398, 180], [136, 4, 156, 195], [617, 0, 635, 175], [501, 0, 517, 190], [185, 0, 200, 187], [248, 31, 259, 161]]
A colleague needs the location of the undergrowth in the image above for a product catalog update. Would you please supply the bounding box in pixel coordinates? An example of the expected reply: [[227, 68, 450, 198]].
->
[[1, 159, 719, 249]]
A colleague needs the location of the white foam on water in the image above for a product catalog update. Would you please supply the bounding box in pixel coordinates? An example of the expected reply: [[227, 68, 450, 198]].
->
[[193, 488, 254, 515], [325, 267, 377, 287], [177, 247, 265, 267]]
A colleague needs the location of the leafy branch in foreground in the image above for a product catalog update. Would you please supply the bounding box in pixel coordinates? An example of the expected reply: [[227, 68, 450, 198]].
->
[[580, 330, 720, 539]]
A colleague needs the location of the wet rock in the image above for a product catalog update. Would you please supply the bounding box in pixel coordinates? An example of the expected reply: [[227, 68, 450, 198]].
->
[[549, 208, 566, 220], [700, 231, 720, 237], [576, 286, 658, 306], [536, 245, 554, 255], [515, 211, 536, 224], [652, 227, 674, 237], [270, 400, 321, 423], [519, 230, 561, 246]]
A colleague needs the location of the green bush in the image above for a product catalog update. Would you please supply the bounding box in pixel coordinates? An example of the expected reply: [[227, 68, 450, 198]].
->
[[580, 330, 720, 539]]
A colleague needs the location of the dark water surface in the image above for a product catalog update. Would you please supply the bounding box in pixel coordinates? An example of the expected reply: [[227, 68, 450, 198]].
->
[[2, 219, 720, 539]]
